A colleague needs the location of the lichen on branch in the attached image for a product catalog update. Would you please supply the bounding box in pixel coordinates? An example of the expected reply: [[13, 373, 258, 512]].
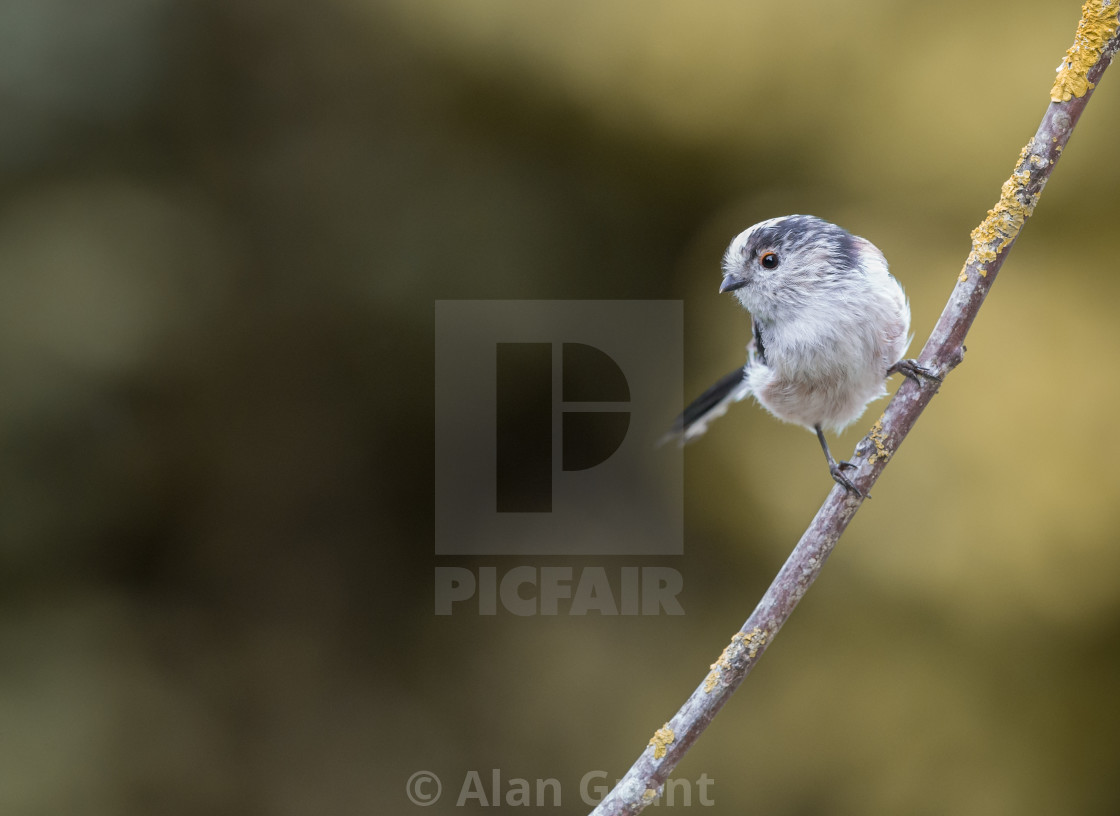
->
[[962, 140, 1047, 278], [1051, 0, 1120, 102]]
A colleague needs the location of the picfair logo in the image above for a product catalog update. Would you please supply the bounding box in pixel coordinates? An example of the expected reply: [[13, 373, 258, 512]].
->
[[495, 340, 631, 513], [434, 301, 682, 556]]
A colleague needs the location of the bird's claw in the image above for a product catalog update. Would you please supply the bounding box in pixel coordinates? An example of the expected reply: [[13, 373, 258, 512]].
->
[[829, 463, 868, 499], [888, 358, 941, 385]]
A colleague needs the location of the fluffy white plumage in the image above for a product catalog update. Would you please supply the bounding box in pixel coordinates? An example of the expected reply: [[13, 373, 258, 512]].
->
[[670, 214, 932, 494]]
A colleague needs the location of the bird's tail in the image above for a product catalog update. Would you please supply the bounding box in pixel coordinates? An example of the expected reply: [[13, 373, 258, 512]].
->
[[660, 366, 750, 446]]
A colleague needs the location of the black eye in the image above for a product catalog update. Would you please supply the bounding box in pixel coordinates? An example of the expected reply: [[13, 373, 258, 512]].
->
[[760, 251, 779, 269]]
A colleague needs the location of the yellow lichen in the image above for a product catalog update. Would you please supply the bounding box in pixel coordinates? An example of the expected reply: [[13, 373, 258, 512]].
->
[[649, 724, 675, 759], [867, 417, 890, 465], [704, 629, 767, 693], [964, 139, 1044, 276], [1051, 0, 1120, 102], [705, 634, 741, 692], [742, 627, 767, 659]]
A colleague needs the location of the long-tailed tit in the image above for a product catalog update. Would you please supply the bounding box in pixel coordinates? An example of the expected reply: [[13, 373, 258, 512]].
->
[[666, 215, 938, 496]]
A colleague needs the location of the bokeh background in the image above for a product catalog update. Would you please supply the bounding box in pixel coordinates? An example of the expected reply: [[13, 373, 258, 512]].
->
[[3, 0, 1120, 813]]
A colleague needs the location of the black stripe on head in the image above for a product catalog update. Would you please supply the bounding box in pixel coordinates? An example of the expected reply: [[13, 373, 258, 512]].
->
[[751, 215, 861, 274], [831, 229, 860, 274], [749, 215, 820, 253]]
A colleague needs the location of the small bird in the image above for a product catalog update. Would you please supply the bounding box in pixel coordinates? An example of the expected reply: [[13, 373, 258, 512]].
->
[[666, 215, 937, 496]]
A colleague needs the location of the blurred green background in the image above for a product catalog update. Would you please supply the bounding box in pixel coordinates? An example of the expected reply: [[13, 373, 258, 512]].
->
[[3, 0, 1120, 813]]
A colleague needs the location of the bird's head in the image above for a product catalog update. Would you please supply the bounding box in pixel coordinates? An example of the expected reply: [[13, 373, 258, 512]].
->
[[719, 215, 882, 320]]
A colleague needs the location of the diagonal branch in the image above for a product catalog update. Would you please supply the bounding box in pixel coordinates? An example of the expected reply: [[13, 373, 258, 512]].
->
[[589, 3, 1120, 814]]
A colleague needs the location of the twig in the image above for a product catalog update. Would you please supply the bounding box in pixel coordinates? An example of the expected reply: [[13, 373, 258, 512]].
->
[[589, 3, 1120, 813]]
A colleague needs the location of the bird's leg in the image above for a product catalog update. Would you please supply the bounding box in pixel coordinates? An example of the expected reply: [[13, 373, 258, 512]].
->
[[815, 425, 865, 498], [888, 358, 941, 385]]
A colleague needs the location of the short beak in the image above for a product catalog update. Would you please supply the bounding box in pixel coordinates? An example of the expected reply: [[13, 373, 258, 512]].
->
[[719, 273, 748, 294]]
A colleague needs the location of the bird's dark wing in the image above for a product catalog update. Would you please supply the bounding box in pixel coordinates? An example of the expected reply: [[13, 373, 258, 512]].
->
[[660, 366, 750, 445]]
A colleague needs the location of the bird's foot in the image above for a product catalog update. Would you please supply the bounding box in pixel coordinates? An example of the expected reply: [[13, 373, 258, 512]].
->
[[829, 460, 867, 499], [888, 358, 941, 386], [816, 425, 868, 498]]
